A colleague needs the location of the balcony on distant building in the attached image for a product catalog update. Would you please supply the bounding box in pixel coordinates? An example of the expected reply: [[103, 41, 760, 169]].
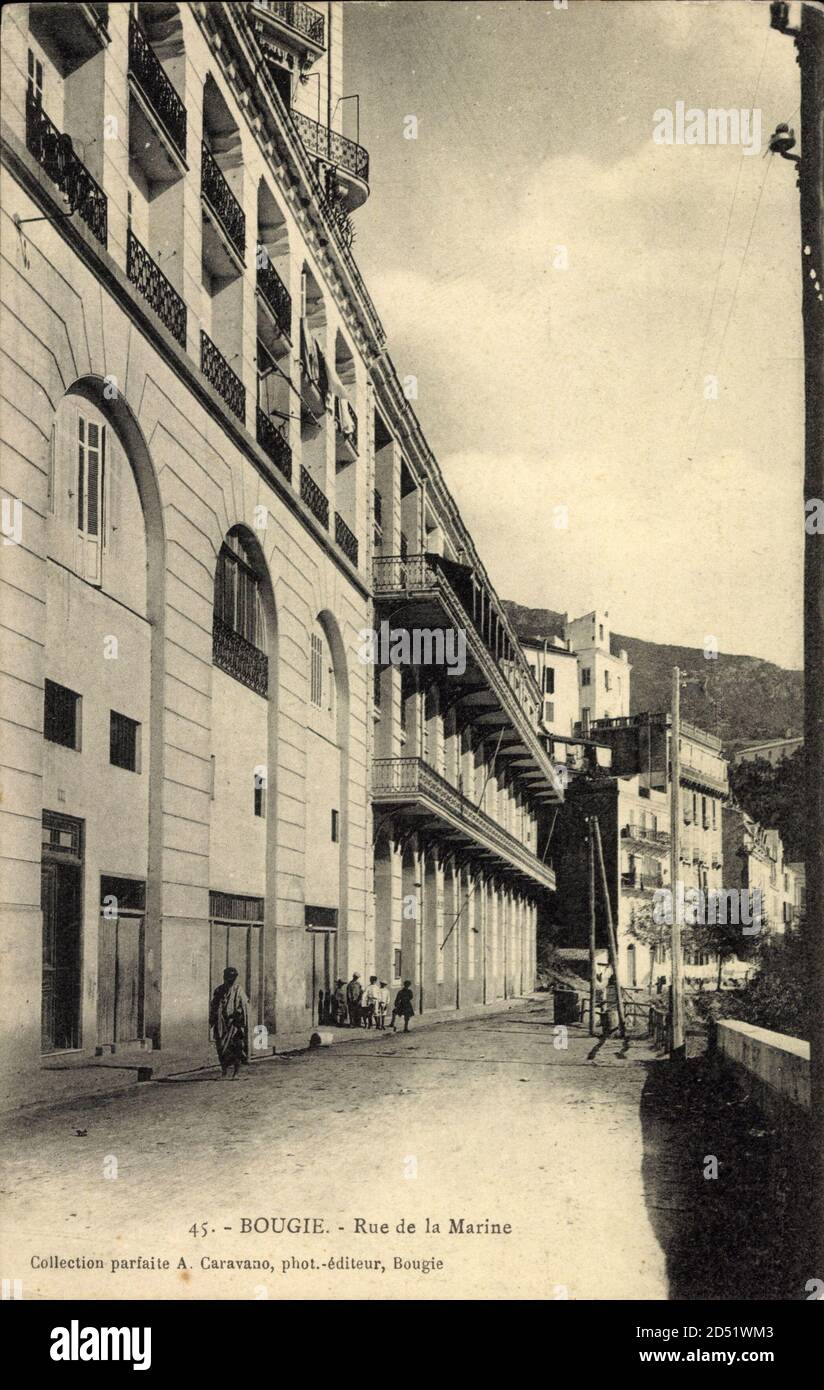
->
[[290, 108, 370, 210], [251, 1, 326, 58]]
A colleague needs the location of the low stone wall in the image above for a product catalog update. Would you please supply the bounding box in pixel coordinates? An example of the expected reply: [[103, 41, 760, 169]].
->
[[716, 1019, 810, 1123]]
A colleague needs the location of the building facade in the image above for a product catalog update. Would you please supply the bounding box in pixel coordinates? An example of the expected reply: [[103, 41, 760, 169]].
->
[[551, 712, 730, 990], [731, 735, 803, 767], [563, 609, 630, 729], [0, 2, 554, 1093], [723, 806, 803, 935]]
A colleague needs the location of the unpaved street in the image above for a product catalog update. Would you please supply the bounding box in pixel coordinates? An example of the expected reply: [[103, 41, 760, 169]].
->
[[2, 1002, 677, 1300]]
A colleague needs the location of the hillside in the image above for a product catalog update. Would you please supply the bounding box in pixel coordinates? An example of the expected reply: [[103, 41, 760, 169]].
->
[[503, 601, 803, 752]]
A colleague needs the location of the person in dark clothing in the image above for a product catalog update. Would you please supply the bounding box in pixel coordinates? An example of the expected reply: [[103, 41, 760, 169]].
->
[[391, 980, 415, 1033], [209, 966, 250, 1078], [346, 973, 363, 1028]]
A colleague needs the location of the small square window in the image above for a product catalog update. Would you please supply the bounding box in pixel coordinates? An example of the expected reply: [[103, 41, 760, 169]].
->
[[110, 710, 139, 771], [44, 680, 80, 749], [331, 809, 339, 842]]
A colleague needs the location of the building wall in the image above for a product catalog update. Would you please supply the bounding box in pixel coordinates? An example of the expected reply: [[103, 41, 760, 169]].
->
[[0, 0, 373, 1082]]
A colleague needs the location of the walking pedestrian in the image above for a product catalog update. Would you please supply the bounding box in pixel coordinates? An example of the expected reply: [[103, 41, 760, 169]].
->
[[363, 975, 380, 1029], [391, 980, 415, 1033], [209, 966, 250, 1078], [346, 972, 363, 1029]]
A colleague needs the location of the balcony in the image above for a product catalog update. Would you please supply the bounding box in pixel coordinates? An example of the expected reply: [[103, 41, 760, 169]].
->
[[335, 513, 358, 567], [127, 229, 186, 347], [372, 758, 556, 892], [128, 14, 186, 162], [213, 616, 268, 698], [201, 142, 246, 263], [373, 552, 562, 803], [25, 89, 107, 247], [252, 1, 325, 56], [621, 823, 670, 850], [300, 465, 329, 529], [256, 253, 292, 346], [201, 331, 245, 423], [621, 871, 664, 894], [256, 407, 292, 484], [290, 109, 370, 211]]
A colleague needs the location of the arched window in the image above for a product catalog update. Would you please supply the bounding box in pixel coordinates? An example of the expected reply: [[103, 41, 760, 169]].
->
[[212, 530, 267, 697]]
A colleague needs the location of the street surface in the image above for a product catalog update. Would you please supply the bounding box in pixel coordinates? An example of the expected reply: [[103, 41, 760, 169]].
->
[[0, 1000, 794, 1300]]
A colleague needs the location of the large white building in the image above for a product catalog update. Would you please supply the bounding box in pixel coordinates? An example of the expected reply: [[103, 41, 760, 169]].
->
[[0, 1, 559, 1100]]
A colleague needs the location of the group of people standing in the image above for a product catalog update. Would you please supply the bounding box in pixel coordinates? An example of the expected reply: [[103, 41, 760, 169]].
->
[[209, 964, 418, 1077], [334, 974, 415, 1033]]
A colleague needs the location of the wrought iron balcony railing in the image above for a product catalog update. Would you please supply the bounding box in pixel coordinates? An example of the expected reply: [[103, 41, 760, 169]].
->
[[373, 551, 562, 799], [256, 254, 292, 338], [256, 406, 292, 483], [622, 823, 670, 847], [372, 757, 556, 890], [300, 465, 329, 529], [213, 616, 268, 697], [25, 88, 107, 247], [127, 228, 187, 347], [255, 0, 325, 49], [290, 108, 369, 184], [201, 331, 245, 422], [335, 513, 358, 567], [201, 142, 246, 259], [128, 14, 187, 159]]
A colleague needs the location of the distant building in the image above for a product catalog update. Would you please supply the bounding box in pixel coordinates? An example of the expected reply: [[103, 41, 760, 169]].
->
[[563, 610, 630, 729], [520, 635, 580, 736], [520, 609, 631, 736], [723, 808, 802, 933], [732, 736, 802, 767], [552, 712, 729, 991]]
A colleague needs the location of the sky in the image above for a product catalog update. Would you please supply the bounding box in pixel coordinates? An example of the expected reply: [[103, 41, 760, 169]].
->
[[344, 0, 805, 670]]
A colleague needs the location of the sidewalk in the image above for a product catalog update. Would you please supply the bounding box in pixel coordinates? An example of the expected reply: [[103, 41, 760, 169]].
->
[[0, 992, 548, 1118]]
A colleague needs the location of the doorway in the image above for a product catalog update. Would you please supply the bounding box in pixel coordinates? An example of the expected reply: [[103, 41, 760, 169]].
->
[[41, 812, 84, 1052], [97, 876, 146, 1048], [305, 927, 336, 1026], [209, 891, 264, 1034]]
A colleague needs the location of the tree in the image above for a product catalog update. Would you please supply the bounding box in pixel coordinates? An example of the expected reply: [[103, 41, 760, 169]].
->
[[728, 748, 806, 861]]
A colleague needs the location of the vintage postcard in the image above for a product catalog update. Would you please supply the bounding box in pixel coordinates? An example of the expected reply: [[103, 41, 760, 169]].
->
[[1, 0, 822, 1330]]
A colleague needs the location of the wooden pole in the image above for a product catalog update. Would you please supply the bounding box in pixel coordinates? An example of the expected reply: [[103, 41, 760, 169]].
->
[[669, 667, 686, 1060], [588, 817, 597, 1036], [591, 815, 626, 1039], [798, 0, 824, 1277]]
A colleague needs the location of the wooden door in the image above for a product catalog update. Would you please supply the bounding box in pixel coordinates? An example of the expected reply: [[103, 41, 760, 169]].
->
[[41, 860, 82, 1051]]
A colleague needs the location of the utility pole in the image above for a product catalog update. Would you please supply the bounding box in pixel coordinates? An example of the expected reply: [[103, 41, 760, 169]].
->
[[769, 0, 824, 1275], [669, 667, 686, 1061], [591, 816, 627, 1040], [588, 819, 597, 1036]]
